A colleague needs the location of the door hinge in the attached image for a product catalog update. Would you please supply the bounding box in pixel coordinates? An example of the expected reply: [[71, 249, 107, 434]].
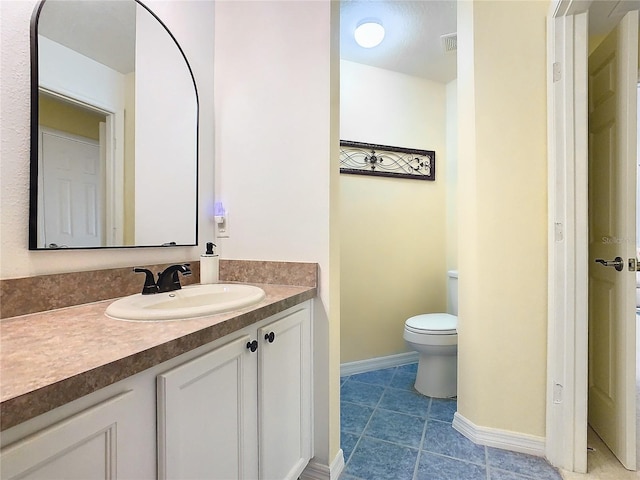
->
[[554, 222, 563, 242], [553, 62, 561, 82], [553, 383, 563, 403]]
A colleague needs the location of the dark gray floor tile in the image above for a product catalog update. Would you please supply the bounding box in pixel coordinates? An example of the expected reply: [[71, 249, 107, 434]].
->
[[416, 452, 487, 480], [378, 387, 431, 417], [487, 448, 562, 480], [364, 408, 426, 449], [341, 380, 385, 407], [345, 437, 418, 480], [422, 419, 486, 465], [341, 401, 374, 435]]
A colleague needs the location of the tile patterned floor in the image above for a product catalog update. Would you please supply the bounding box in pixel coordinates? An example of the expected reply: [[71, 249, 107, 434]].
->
[[340, 363, 563, 480]]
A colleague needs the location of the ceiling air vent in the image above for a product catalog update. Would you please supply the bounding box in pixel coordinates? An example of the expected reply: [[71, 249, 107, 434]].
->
[[441, 33, 457, 52]]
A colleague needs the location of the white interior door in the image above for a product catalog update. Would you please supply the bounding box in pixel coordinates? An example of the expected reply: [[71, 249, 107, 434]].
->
[[40, 128, 103, 248], [588, 10, 638, 470]]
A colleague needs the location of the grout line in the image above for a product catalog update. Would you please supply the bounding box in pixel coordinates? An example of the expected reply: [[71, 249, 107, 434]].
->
[[374, 405, 432, 421], [412, 397, 432, 480], [342, 365, 399, 473], [356, 433, 421, 452], [418, 445, 489, 468], [485, 443, 490, 480], [343, 434, 360, 468], [341, 364, 564, 480]]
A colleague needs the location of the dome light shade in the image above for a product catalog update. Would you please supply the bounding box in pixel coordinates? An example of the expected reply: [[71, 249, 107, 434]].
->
[[354, 21, 385, 48]]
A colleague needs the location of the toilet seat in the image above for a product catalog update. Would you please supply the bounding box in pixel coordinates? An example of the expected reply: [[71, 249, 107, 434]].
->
[[405, 313, 457, 335]]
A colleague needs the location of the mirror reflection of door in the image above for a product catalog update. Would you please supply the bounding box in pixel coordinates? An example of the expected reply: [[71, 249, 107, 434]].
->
[[38, 93, 110, 248], [40, 128, 102, 248]]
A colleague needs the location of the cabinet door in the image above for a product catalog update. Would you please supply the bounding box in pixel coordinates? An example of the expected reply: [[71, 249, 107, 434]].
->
[[1, 391, 134, 480], [258, 306, 312, 480], [157, 334, 258, 480]]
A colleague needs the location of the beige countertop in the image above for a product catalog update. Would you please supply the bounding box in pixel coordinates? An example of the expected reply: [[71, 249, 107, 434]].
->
[[0, 283, 316, 431]]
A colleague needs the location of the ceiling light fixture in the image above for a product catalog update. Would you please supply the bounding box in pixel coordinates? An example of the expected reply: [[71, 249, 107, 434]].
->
[[354, 21, 385, 48]]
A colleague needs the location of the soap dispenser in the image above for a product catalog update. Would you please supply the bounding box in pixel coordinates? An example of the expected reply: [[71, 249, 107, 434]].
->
[[200, 242, 219, 284]]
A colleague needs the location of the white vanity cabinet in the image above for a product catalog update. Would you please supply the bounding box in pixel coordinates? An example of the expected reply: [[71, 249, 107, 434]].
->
[[157, 302, 313, 480], [0, 300, 313, 480], [0, 389, 152, 480]]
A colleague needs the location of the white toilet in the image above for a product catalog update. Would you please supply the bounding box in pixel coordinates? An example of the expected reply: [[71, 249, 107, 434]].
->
[[403, 270, 458, 398]]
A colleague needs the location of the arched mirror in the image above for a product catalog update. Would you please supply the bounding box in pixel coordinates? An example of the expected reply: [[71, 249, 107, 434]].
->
[[29, 0, 198, 249]]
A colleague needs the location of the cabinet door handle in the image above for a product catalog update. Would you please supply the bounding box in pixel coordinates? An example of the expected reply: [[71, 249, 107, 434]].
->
[[246, 340, 258, 352], [264, 332, 275, 343]]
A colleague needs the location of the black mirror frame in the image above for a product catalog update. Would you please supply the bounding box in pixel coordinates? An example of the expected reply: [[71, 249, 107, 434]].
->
[[29, 0, 200, 250]]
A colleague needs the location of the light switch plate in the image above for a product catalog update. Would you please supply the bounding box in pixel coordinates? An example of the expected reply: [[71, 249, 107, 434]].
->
[[216, 215, 229, 238]]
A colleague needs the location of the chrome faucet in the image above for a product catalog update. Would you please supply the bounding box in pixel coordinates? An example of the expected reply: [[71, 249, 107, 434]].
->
[[156, 264, 192, 293], [133, 263, 192, 295]]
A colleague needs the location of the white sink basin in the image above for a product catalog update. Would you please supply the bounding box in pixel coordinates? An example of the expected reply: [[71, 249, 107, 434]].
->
[[106, 284, 266, 321]]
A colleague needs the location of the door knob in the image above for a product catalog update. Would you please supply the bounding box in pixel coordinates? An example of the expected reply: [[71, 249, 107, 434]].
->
[[246, 340, 258, 352], [264, 332, 275, 343], [594, 257, 624, 271]]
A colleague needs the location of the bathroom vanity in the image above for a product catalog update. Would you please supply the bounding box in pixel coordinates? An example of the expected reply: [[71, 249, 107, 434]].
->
[[0, 283, 315, 479]]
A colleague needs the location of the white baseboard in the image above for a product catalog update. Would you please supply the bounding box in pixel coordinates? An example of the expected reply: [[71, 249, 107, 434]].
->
[[340, 352, 419, 377], [300, 450, 345, 480], [452, 412, 546, 457]]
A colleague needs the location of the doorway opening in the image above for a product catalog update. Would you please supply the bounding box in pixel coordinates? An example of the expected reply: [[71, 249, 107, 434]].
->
[[547, 2, 639, 476], [585, 9, 638, 474]]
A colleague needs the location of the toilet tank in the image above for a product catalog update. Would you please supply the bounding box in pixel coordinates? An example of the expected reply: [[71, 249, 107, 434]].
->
[[447, 270, 458, 315]]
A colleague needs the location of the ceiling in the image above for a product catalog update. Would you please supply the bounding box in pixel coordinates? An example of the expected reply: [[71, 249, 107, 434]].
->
[[588, 0, 640, 37], [340, 0, 640, 85], [340, 0, 457, 84], [38, 0, 136, 74], [37, 0, 640, 84]]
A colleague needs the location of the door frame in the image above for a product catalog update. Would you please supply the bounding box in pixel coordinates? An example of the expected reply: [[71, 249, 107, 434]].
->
[[546, 0, 590, 473], [547, 0, 638, 472], [37, 89, 122, 246]]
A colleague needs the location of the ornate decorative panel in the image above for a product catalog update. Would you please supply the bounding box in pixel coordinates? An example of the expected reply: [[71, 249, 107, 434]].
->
[[339, 140, 435, 181]]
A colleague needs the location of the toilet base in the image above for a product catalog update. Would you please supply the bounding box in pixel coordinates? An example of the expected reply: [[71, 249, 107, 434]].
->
[[414, 352, 457, 398]]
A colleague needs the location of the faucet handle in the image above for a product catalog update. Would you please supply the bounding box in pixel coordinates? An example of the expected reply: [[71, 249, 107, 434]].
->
[[156, 264, 192, 293], [133, 268, 159, 295]]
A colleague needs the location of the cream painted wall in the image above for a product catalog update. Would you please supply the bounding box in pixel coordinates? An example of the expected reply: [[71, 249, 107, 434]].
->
[[0, 0, 215, 278], [340, 60, 448, 363], [446, 80, 458, 272], [39, 95, 103, 140], [457, 0, 549, 438], [212, 0, 340, 466]]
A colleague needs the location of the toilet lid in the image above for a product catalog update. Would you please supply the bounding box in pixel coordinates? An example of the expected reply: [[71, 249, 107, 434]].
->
[[405, 313, 457, 335]]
